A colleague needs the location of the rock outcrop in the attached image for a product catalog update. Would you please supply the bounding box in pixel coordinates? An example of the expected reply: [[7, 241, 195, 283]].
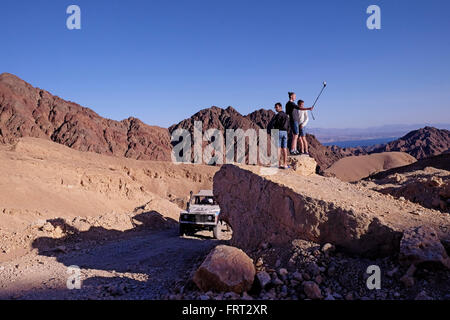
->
[[193, 245, 255, 293], [399, 226, 450, 269], [361, 166, 450, 213], [287, 155, 317, 176], [213, 165, 450, 256], [0, 73, 172, 160], [370, 127, 450, 160]]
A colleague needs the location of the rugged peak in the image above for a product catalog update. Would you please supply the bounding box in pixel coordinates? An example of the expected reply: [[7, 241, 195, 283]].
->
[[225, 106, 238, 113], [0, 72, 22, 81], [372, 126, 450, 159], [0, 74, 172, 161]]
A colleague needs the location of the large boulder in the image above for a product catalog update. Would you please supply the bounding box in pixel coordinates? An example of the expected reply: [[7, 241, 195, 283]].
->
[[287, 155, 317, 176], [213, 164, 450, 256], [193, 245, 256, 293], [399, 226, 450, 269]]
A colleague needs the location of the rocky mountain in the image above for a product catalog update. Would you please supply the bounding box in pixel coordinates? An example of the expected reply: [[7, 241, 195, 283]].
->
[[169, 106, 347, 172], [4, 74, 447, 174], [245, 108, 275, 129], [370, 127, 450, 160], [0, 73, 172, 161], [306, 135, 346, 172], [168, 106, 261, 134]]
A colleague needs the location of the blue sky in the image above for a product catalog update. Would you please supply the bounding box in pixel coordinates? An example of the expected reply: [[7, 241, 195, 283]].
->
[[1, 0, 449, 128]]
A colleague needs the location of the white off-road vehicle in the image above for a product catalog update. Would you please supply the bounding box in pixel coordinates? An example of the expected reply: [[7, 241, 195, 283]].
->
[[179, 190, 224, 239]]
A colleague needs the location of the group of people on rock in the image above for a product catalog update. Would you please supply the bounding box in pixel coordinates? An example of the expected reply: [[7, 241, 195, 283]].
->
[[268, 92, 314, 169]]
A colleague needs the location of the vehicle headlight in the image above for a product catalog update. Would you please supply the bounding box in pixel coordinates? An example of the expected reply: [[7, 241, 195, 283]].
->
[[208, 215, 213, 221], [183, 214, 188, 220]]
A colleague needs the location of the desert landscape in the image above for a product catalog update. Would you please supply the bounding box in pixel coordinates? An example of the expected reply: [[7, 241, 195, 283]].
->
[[0, 73, 449, 300]]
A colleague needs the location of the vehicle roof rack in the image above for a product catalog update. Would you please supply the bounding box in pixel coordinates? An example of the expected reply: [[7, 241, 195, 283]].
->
[[194, 190, 214, 197]]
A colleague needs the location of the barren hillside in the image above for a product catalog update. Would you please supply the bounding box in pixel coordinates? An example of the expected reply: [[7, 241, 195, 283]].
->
[[0, 138, 218, 262], [370, 127, 450, 159], [324, 152, 417, 182], [0, 73, 172, 160]]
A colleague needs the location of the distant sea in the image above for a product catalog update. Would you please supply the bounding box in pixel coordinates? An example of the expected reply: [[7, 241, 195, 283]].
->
[[323, 137, 398, 148]]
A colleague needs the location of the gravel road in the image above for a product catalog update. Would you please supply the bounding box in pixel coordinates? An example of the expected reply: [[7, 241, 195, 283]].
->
[[0, 228, 223, 300]]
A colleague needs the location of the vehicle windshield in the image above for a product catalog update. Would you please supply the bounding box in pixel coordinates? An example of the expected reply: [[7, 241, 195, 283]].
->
[[194, 196, 217, 205]]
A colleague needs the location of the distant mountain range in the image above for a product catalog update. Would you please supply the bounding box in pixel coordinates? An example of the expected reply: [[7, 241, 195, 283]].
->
[[1, 73, 449, 173], [309, 124, 450, 144]]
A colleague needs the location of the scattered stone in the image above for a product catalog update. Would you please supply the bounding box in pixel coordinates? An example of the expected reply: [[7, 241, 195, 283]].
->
[[42, 222, 54, 232], [415, 291, 433, 300], [399, 226, 450, 269], [241, 292, 253, 300], [386, 267, 398, 277], [255, 257, 264, 268], [256, 271, 271, 289], [315, 275, 323, 285], [278, 268, 288, 275], [224, 292, 240, 300], [271, 275, 283, 286], [275, 259, 281, 268], [292, 271, 303, 282], [260, 242, 270, 250], [400, 274, 414, 288], [303, 281, 322, 300]]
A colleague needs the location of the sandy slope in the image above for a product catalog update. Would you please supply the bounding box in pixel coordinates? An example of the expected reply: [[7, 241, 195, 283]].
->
[[324, 152, 417, 182], [0, 138, 218, 261]]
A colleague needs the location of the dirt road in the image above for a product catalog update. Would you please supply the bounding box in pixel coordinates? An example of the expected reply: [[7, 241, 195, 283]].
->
[[0, 228, 223, 300]]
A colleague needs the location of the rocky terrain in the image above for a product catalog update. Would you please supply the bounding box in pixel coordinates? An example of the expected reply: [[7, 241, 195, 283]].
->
[[213, 164, 450, 255], [0, 138, 218, 263], [1, 73, 449, 301], [3, 73, 448, 175], [370, 127, 450, 159], [169, 236, 450, 301], [164, 162, 450, 301], [169, 105, 347, 172], [0, 73, 172, 161], [358, 154, 450, 213], [360, 167, 450, 213], [369, 153, 450, 179]]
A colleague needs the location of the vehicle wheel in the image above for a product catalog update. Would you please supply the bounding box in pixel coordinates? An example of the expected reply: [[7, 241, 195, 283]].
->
[[179, 224, 185, 236], [213, 222, 223, 240]]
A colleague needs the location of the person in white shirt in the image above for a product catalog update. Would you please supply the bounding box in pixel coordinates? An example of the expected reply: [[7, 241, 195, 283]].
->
[[296, 100, 313, 155]]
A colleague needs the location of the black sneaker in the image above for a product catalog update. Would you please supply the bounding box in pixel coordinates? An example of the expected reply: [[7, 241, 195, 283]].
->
[[290, 150, 299, 155]]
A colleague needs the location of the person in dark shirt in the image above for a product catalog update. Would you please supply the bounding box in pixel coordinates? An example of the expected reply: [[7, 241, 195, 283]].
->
[[286, 92, 300, 155], [268, 102, 290, 169]]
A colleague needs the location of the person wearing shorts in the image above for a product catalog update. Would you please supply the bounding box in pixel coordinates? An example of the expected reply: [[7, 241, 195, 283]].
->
[[268, 102, 290, 169], [297, 99, 314, 155], [286, 92, 301, 155]]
